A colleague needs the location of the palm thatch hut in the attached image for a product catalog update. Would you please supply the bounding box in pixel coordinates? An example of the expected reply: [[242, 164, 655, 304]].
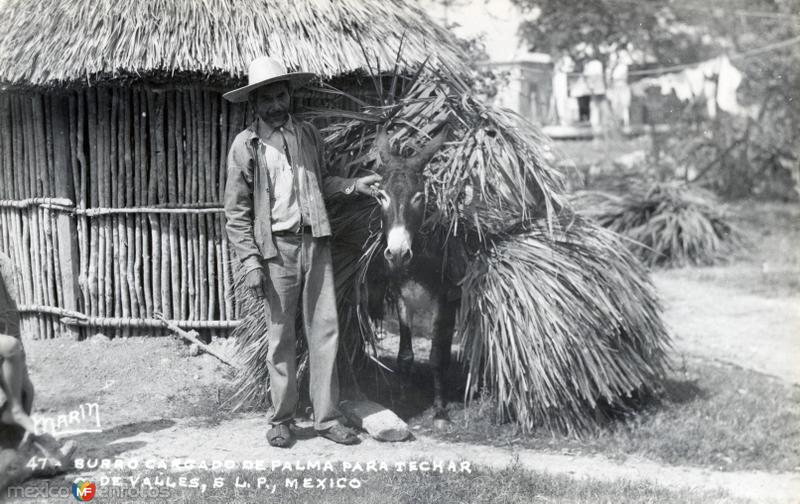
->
[[0, 0, 466, 339]]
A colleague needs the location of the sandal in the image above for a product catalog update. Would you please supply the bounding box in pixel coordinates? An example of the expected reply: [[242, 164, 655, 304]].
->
[[266, 423, 294, 448], [317, 424, 360, 445]]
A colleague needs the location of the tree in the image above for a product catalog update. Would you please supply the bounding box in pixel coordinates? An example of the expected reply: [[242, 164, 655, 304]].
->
[[675, 0, 799, 198], [641, 0, 800, 198], [513, 0, 708, 135], [514, 0, 800, 198]]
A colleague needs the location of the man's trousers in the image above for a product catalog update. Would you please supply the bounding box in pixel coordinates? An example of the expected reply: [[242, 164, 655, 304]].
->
[[263, 233, 342, 431]]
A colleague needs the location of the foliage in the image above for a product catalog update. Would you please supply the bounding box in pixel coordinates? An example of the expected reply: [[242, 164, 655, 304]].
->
[[511, 0, 717, 134], [458, 215, 670, 433], [649, 48, 800, 199], [574, 182, 744, 268], [514, 0, 718, 71], [645, 6, 800, 200]]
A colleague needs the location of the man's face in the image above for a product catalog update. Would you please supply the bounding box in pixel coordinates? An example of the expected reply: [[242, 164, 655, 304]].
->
[[250, 82, 291, 124]]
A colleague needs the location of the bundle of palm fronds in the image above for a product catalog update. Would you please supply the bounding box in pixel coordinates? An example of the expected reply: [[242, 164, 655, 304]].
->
[[316, 59, 565, 236], [229, 57, 671, 433], [459, 215, 669, 433], [575, 182, 743, 268]]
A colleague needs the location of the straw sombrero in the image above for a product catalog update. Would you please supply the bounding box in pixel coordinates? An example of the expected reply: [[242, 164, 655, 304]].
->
[[223, 56, 315, 103]]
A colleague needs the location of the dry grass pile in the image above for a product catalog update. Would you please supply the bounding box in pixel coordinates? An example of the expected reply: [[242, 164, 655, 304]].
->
[[575, 182, 743, 268]]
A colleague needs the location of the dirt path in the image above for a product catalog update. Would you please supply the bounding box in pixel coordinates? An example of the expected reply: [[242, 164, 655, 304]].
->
[[72, 414, 799, 503], [654, 273, 800, 384]]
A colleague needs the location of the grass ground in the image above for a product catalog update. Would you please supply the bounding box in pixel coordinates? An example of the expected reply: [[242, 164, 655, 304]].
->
[[10, 465, 746, 504], [665, 200, 800, 297], [553, 136, 650, 164], [408, 357, 800, 473], [552, 136, 651, 190]]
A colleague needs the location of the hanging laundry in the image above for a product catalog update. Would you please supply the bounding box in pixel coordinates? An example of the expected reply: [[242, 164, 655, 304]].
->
[[684, 66, 706, 97], [716, 55, 758, 117], [629, 56, 756, 118]]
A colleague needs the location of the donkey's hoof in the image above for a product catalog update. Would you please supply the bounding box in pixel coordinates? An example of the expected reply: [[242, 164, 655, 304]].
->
[[433, 409, 450, 430], [433, 418, 451, 430], [396, 354, 414, 375]]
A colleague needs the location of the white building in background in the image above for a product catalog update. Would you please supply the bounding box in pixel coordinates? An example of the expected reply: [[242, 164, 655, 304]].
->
[[419, 0, 751, 138], [418, 0, 555, 121], [420, 0, 634, 137]]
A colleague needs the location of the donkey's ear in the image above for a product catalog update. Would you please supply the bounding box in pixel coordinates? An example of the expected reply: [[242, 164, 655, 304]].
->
[[410, 126, 449, 170]]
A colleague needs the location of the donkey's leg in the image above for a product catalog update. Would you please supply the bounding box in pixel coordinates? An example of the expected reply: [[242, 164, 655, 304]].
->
[[430, 296, 456, 427], [396, 297, 414, 375]]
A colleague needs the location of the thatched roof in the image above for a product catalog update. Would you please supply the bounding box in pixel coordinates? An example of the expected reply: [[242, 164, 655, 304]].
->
[[0, 0, 467, 88]]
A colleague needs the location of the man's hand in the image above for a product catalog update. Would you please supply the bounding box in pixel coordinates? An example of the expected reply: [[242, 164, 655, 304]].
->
[[355, 174, 383, 196], [245, 268, 268, 300]]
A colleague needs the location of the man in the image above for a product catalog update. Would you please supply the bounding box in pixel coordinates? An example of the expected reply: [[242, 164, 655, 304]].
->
[[223, 56, 381, 448]]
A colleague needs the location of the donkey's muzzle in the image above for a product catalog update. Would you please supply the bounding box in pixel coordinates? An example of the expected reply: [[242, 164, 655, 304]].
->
[[384, 247, 413, 268]]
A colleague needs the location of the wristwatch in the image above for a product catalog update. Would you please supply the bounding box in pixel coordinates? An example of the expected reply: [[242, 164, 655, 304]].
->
[[344, 180, 357, 195]]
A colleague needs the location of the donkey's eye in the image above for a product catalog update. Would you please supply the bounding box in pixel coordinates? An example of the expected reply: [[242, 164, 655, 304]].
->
[[411, 192, 425, 207]]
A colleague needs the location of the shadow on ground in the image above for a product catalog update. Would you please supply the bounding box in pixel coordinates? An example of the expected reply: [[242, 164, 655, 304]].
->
[[343, 352, 469, 422], [659, 376, 707, 405], [340, 344, 710, 429], [64, 419, 176, 461]]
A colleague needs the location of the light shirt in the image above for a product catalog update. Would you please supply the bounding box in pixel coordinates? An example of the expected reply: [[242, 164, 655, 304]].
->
[[256, 116, 312, 232], [224, 116, 357, 272]]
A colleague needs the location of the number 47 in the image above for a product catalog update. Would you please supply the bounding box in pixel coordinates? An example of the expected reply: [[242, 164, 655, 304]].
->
[[26, 456, 62, 470]]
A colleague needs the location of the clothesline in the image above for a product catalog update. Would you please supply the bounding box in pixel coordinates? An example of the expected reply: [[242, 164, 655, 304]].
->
[[627, 35, 800, 77], [562, 35, 800, 78]]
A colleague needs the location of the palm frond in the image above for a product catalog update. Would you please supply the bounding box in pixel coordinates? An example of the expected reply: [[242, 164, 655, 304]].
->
[[574, 182, 744, 268], [319, 65, 566, 240], [458, 215, 671, 434]]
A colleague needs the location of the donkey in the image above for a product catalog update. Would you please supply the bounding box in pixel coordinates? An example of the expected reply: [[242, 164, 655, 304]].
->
[[366, 126, 457, 427]]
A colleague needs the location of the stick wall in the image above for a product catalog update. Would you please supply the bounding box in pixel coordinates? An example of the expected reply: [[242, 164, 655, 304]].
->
[[0, 86, 253, 338]]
